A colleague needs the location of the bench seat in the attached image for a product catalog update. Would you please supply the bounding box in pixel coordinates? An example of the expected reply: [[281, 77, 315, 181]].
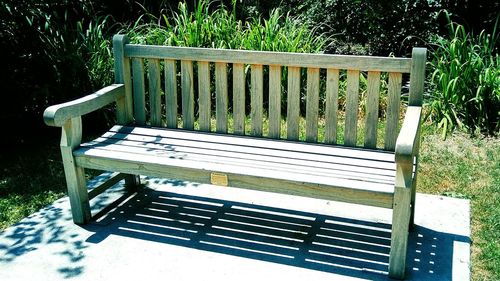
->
[[75, 125, 398, 209]]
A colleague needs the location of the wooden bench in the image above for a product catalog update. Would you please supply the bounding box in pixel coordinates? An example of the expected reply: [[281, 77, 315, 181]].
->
[[44, 34, 426, 279]]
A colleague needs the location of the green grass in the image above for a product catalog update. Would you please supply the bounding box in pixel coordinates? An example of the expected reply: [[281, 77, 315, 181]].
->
[[1, 120, 499, 280], [418, 129, 500, 280], [0, 144, 66, 229]]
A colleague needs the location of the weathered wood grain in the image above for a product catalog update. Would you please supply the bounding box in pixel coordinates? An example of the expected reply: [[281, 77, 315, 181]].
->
[[95, 133, 396, 173], [85, 136, 396, 182], [268, 65, 282, 139], [148, 58, 162, 127], [216, 62, 228, 133], [44, 84, 124, 127], [388, 185, 411, 279], [344, 70, 360, 146], [74, 148, 394, 208], [325, 69, 339, 144], [395, 106, 422, 165], [286, 67, 300, 140], [409, 48, 427, 106], [232, 63, 246, 135], [198, 61, 211, 132], [132, 58, 146, 125], [164, 59, 178, 128], [125, 44, 412, 73], [251, 65, 263, 136], [60, 117, 91, 224], [112, 35, 133, 123], [384, 72, 402, 150], [306, 68, 320, 142], [364, 71, 381, 148], [108, 126, 396, 163], [181, 60, 194, 130]]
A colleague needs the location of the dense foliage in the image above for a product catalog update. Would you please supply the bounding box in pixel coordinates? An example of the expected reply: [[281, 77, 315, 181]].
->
[[237, 0, 499, 56], [0, 1, 114, 142], [428, 14, 499, 137], [0, 0, 498, 143]]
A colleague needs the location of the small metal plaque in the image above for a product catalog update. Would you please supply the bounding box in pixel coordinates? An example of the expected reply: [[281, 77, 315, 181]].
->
[[210, 172, 228, 186]]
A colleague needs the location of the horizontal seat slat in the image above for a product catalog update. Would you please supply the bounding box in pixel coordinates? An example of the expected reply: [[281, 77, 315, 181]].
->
[[109, 126, 395, 163], [86, 126, 398, 179], [124, 45, 412, 73], [75, 145, 393, 192], [85, 136, 396, 179], [82, 139, 395, 184], [74, 147, 394, 208], [97, 131, 396, 174]]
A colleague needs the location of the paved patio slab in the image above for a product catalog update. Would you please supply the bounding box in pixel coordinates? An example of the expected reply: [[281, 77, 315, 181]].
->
[[0, 174, 470, 280]]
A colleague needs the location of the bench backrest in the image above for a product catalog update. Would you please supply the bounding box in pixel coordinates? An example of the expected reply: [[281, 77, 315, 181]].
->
[[112, 35, 426, 151]]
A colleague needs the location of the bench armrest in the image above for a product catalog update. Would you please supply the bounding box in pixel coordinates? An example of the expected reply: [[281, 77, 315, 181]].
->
[[395, 106, 422, 165], [44, 84, 125, 127]]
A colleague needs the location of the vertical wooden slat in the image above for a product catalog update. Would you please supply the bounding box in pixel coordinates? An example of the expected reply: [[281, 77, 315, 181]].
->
[[148, 59, 162, 127], [325, 68, 339, 144], [215, 62, 228, 133], [164, 59, 177, 128], [409, 48, 427, 106], [268, 65, 281, 139], [112, 35, 139, 189], [112, 35, 133, 124], [181, 60, 194, 130], [119, 57, 133, 124], [250, 64, 263, 136], [306, 68, 320, 142], [198, 61, 211, 132], [131, 58, 146, 125], [286, 67, 300, 141], [384, 72, 402, 150], [364, 71, 381, 148], [233, 63, 245, 135], [344, 70, 360, 146]]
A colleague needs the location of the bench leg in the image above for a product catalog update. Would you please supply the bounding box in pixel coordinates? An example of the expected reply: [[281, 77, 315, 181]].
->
[[61, 147, 91, 224], [409, 176, 417, 230], [124, 174, 141, 192], [60, 117, 91, 224], [388, 186, 411, 279]]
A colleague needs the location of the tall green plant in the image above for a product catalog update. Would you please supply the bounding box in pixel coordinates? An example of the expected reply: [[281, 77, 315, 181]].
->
[[77, 16, 115, 88], [242, 9, 324, 53], [125, 0, 324, 53], [428, 14, 499, 137]]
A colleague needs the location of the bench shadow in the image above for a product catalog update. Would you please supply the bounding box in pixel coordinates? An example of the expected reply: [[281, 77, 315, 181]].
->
[[84, 186, 467, 280]]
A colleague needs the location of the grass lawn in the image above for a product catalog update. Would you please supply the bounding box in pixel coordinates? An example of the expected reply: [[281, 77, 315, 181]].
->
[[418, 129, 500, 280], [0, 121, 498, 280]]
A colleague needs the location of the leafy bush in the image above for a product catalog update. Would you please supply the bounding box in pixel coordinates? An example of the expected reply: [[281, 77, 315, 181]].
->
[[237, 0, 499, 57], [428, 14, 499, 137], [77, 16, 116, 89], [0, 0, 121, 142], [260, 0, 440, 56], [0, 2, 101, 115]]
